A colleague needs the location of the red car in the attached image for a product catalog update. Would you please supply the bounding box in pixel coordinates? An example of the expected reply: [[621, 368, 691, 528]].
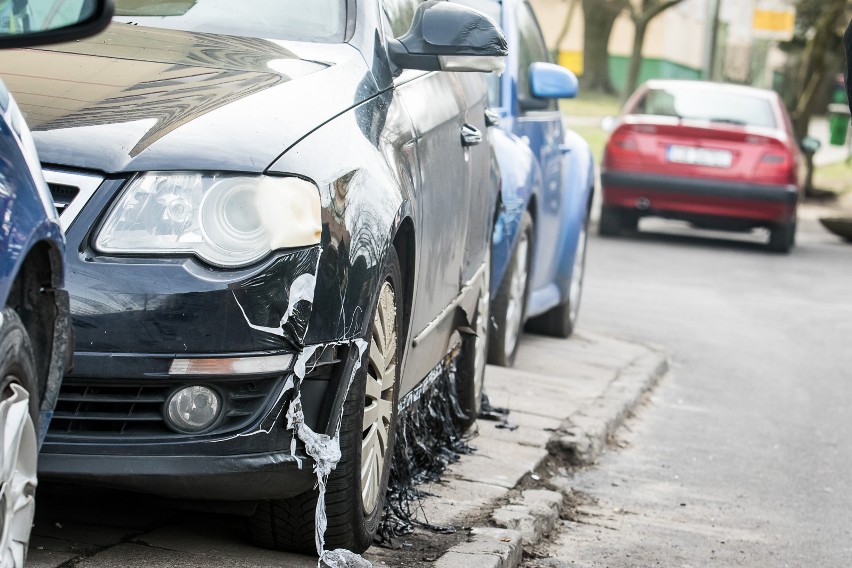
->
[[600, 80, 817, 253]]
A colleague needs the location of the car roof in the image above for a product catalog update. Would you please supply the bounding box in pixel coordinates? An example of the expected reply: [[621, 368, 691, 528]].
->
[[641, 79, 778, 101]]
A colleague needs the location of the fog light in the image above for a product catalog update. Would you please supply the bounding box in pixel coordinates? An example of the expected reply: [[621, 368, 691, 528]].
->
[[165, 386, 222, 433]]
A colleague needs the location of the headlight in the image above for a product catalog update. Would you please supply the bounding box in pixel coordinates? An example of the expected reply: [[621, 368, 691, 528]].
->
[[95, 173, 322, 267]]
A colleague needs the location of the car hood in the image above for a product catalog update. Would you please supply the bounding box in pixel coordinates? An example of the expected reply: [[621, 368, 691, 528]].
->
[[0, 24, 375, 173]]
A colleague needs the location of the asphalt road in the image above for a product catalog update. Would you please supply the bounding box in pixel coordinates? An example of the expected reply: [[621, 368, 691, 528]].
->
[[538, 212, 852, 567]]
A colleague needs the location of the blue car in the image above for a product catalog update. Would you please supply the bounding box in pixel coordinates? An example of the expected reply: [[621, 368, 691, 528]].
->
[[458, 0, 595, 366], [0, 2, 112, 564]]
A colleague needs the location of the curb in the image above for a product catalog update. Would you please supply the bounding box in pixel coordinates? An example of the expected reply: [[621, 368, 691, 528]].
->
[[547, 350, 669, 465], [429, 337, 669, 568]]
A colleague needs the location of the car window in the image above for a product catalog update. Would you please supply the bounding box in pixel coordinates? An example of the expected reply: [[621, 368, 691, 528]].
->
[[381, 0, 421, 38], [517, 2, 554, 111], [630, 87, 778, 129], [113, 0, 347, 42]]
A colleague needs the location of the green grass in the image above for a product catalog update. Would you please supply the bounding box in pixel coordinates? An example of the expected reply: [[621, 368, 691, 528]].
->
[[558, 91, 621, 164], [814, 160, 852, 195], [568, 123, 607, 164], [560, 91, 622, 118]]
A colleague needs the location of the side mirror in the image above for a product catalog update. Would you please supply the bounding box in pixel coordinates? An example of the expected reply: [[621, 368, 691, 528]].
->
[[530, 63, 578, 100], [601, 116, 617, 133], [800, 136, 821, 155], [0, 0, 114, 49], [388, 0, 508, 73]]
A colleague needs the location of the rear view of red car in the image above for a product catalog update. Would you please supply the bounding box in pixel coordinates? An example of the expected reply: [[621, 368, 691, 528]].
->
[[600, 80, 815, 253]]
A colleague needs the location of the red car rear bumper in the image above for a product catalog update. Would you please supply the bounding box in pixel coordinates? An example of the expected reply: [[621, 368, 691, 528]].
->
[[601, 170, 798, 225]]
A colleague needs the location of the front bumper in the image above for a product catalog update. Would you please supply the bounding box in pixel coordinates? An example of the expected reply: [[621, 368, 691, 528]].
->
[[601, 170, 799, 225], [42, 342, 361, 499], [38, 449, 317, 500]]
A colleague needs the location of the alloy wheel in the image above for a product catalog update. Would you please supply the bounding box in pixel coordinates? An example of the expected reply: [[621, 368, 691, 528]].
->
[[473, 253, 490, 413], [0, 382, 37, 568], [503, 233, 529, 359], [361, 282, 397, 515], [568, 221, 588, 323]]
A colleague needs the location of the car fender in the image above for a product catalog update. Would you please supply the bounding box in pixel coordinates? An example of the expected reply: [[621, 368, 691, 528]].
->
[[267, 91, 413, 348], [553, 125, 595, 299], [489, 127, 539, 295]]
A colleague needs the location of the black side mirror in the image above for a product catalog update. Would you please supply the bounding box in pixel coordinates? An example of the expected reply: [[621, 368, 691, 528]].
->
[[0, 0, 114, 49], [388, 0, 507, 73], [800, 136, 821, 155]]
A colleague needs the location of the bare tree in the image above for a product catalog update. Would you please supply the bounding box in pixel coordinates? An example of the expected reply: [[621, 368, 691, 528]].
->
[[791, 0, 847, 139], [623, 0, 686, 99], [774, 0, 849, 193], [551, 0, 580, 62], [581, 0, 628, 94]]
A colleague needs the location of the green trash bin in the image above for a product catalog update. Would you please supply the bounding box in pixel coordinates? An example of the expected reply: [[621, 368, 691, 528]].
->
[[828, 103, 851, 146]]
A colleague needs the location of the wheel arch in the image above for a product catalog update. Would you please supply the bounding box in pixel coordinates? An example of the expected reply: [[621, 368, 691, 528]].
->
[[6, 238, 67, 407]]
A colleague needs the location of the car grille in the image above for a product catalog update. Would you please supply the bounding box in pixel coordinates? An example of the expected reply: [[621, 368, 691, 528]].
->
[[42, 168, 105, 231], [49, 183, 79, 215], [48, 376, 286, 439]]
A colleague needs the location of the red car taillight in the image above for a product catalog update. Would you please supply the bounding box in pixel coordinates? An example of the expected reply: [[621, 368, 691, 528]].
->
[[604, 125, 641, 167], [755, 150, 795, 184]]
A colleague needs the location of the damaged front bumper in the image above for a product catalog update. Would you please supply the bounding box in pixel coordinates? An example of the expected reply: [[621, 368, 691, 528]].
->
[[41, 340, 364, 499], [41, 174, 369, 498]]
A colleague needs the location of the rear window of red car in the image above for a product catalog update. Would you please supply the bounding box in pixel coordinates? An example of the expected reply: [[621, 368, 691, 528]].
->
[[629, 87, 777, 130]]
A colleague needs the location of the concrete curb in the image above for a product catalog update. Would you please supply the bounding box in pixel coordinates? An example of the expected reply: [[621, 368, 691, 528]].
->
[[427, 334, 670, 568], [547, 350, 669, 465]]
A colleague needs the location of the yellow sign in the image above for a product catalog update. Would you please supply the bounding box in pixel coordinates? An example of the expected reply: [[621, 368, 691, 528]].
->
[[753, 8, 796, 40]]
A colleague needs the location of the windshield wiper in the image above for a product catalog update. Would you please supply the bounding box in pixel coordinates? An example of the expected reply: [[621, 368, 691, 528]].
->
[[709, 118, 747, 126]]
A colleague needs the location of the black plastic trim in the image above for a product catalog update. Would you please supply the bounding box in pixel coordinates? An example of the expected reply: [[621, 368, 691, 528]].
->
[[601, 170, 799, 204]]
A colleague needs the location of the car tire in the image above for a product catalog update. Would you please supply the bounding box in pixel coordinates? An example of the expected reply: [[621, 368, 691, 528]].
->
[[526, 213, 590, 339], [0, 308, 39, 568], [455, 244, 490, 429], [598, 206, 622, 236], [488, 211, 532, 368], [768, 220, 795, 253], [249, 250, 402, 555]]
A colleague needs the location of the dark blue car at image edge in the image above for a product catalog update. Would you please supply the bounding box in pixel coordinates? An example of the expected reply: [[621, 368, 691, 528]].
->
[[0, 1, 113, 565]]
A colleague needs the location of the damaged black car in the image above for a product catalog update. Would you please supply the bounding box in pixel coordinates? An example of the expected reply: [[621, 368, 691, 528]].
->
[[0, 0, 507, 556]]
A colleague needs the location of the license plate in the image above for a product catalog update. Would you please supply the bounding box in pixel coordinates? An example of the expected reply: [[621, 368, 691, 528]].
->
[[667, 145, 733, 168]]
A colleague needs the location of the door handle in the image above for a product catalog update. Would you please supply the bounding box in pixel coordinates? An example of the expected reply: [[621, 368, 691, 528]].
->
[[484, 108, 501, 127], [461, 123, 482, 147]]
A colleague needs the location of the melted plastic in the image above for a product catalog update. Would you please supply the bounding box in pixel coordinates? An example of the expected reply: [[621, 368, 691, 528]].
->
[[375, 358, 474, 546], [287, 340, 370, 565]]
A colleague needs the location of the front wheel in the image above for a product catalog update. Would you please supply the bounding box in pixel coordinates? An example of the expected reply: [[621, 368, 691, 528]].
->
[[526, 213, 589, 339], [0, 308, 39, 568], [249, 250, 402, 555]]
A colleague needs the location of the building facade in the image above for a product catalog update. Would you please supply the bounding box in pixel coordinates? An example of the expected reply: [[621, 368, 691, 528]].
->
[[530, 0, 795, 93]]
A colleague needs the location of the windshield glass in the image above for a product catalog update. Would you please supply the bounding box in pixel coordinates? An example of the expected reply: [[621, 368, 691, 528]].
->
[[113, 0, 347, 42], [630, 87, 777, 129]]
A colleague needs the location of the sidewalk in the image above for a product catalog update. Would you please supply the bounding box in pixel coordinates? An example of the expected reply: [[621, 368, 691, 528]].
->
[[368, 332, 669, 568]]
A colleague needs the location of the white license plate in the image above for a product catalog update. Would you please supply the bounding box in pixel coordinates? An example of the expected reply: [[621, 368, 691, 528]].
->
[[667, 145, 733, 168]]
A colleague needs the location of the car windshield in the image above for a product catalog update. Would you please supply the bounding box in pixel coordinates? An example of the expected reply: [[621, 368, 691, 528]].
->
[[113, 0, 347, 42], [630, 87, 777, 129]]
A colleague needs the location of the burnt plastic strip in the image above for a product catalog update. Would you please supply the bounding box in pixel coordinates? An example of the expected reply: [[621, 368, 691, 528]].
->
[[375, 356, 474, 546]]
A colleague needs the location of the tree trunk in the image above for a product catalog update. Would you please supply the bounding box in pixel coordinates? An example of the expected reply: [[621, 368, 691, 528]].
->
[[552, 0, 579, 62], [789, 0, 845, 195], [581, 0, 626, 94], [792, 0, 845, 139], [624, 18, 647, 100]]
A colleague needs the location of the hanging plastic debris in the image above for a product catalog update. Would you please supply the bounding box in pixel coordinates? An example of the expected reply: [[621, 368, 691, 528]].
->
[[287, 339, 371, 567], [375, 355, 475, 546]]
